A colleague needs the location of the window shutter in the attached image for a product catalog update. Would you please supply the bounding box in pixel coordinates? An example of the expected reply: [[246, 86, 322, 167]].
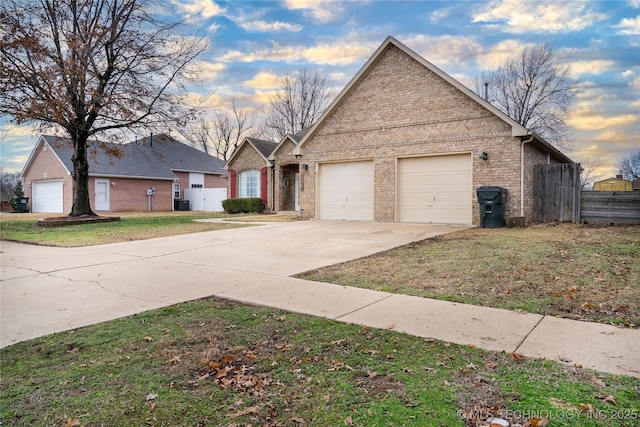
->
[[230, 169, 237, 198], [260, 167, 268, 206]]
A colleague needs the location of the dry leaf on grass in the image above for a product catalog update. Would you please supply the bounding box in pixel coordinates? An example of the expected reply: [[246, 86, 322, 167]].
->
[[595, 394, 618, 406], [64, 418, 81, 427]]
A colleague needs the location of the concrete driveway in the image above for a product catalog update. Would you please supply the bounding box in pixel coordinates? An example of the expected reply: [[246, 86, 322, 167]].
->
[[0, 220, 460, 348]]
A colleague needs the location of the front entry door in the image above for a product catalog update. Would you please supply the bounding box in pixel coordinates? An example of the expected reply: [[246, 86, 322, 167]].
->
[[94, 179, 110, 211]]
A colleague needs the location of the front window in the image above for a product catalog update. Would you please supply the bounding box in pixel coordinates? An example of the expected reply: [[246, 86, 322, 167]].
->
[[239, 170, 260, 198], [173, 183, 180, 199]]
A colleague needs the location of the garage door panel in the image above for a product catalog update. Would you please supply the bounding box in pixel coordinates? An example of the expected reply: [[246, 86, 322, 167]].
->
[[33, 181, 64, 213], [398, 154, 471, 224], [318, 161, 373, 221]]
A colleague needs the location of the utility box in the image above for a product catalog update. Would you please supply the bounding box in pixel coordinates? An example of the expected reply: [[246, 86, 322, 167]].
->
[[174, 200, 189, 211], [13, 197, 29, 213], [476, 187, 506, 228]]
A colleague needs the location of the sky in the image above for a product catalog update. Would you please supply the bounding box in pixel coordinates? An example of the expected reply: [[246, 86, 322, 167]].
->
[[1, 0, 638, 180]]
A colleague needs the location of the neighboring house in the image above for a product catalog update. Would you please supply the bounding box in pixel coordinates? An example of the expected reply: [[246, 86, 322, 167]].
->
[[593, 175, 634, 192], [21, 134, 226, 213], [633, 178, 640, 191], [227, 36, 573, 225], [225, 131, 307, 211]]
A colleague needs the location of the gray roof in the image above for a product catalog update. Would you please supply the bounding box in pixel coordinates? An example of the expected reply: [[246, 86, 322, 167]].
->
[[41, 134, 225, 180], [247, 137, 278, 158]]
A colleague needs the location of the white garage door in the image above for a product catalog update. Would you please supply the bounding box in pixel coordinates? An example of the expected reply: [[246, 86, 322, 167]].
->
[[32, 181, 64, 213], [318, 161, 374, 221], [398, 154, 472, 224]]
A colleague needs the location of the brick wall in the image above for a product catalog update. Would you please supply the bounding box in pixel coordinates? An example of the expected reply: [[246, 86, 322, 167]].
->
[[298, 44, 540, 225], [227, 143, 272, 208], [94, 177, 173, 212]]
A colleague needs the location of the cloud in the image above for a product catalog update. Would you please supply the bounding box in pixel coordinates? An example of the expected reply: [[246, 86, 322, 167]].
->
[[403, 34, 483, 69], [475, 39, 525, 69], [282, 0, 344, 23], [192, 62, 225, 80], [472, 0, 608, 34], [178, 0, 225, 19], [217, 37, 376, 66], [243, 72, 282, 90], [237, 19, 303, 32], [615, 15, 640, 35], [568, 105, 637, 131], [633, 76, 640, 90], [569, 60, 615, 75], [430, 7, 452, 23]]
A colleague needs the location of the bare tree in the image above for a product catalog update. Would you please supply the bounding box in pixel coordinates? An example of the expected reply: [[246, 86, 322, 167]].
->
[[176, 99, 255, 161], [481, 43, 576, 148], [618, 150, 640, 180], [263, 69, 332, 140], [577, 157, 603, 191], [0, 166, 21, 203], [0, 0, 208, 216], [212, 100, 255, 161]]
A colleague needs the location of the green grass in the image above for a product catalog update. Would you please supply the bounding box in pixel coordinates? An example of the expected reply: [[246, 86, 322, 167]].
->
[[297, 224, 640, 327], [0, 213, 252, 247], [1, 298, 638, 426]]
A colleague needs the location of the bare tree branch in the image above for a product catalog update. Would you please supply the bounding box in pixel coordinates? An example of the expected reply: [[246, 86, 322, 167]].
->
[[263, 69, 332, 140], [618, 150, 640, 180], [479, 43, 576, 149]]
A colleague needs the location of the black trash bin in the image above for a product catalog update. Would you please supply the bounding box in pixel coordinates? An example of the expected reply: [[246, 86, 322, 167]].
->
[[476, 187, 506, 228], [174, 199, 189, 211], [14, 197, 29, 213]]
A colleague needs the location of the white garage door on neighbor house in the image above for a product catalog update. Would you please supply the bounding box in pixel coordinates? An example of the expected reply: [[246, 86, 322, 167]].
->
[[32, 180, 64, 213]]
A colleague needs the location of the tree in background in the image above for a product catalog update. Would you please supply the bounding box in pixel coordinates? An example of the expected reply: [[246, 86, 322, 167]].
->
[[618, 150, 640, 180], [176, 99, 256, 161], [263, 70, 333, 141], [577, 157, 603, 191], [480, 43, 576, 148], [0, 0, 208, 216], [0, 167, 21, 203]]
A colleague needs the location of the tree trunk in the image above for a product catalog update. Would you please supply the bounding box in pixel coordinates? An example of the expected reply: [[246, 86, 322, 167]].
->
[[70, 133, 96, 217]]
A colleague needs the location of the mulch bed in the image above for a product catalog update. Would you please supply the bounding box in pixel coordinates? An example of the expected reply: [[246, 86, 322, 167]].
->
[[37, 215, 121, 227]]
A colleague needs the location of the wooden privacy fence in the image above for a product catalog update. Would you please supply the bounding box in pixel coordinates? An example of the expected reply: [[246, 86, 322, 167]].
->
[[533, 163, 581, 223], [581, 191, 640, 224]]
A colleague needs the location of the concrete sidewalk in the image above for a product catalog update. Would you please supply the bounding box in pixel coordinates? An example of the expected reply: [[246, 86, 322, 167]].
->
[[1, 220, 638, 378]]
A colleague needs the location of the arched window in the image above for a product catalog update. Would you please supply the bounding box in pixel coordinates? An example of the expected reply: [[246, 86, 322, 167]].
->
[[238, 170, 260, 198]]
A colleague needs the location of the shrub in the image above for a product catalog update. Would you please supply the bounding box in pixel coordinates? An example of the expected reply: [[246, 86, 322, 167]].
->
[[8, 181, 25, 211], [222, 198, 264, 214]]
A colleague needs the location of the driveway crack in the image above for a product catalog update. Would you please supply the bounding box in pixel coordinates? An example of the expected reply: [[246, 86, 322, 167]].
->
[[334, 293, 394, 321], [513, 314, 545, 353]]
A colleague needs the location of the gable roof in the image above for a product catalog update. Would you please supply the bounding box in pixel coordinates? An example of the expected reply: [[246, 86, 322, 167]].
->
[[224, 137, 277, 169], [23, 134, 225, 180], [268, 128, 309, 161], [293, 36, 571, 163]]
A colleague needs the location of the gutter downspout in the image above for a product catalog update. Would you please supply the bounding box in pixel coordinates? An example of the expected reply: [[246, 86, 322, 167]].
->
[[520, 133, 534, 217]]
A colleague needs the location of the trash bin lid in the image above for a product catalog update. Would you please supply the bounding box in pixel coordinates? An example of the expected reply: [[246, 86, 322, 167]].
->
[[476, 186, 504, 201]]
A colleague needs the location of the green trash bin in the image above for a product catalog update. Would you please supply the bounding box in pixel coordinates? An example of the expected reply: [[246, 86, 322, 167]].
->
[[476, 187, 506, 228], [14, 197, 29, 213]]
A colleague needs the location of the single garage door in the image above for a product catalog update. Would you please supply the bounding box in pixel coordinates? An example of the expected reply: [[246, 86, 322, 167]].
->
[[398, 154, 472, 224], [318, 161, 374, 221], [32, 180, 64, 213]]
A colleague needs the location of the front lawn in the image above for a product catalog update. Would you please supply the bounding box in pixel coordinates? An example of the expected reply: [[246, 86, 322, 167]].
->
[[1, 298, 638, 427], [0, 212, 252, 247], [297, 224, 640, 327]]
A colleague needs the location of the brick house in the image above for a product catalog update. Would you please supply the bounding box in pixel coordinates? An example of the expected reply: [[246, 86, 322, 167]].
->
[[228, 36, 573, 225], [226, 131, 307, 211], [21, 134, 226, 213]]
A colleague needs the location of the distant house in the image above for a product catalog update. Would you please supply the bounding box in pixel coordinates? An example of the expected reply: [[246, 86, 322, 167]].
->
[[21, 134, 227, 213], [633, 178, 640, 191], [224, 36, 573, 225], [593, 175, 634, 192]]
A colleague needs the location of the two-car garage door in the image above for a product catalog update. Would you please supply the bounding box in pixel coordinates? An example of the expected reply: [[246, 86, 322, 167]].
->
[[316, 154, 471, 224]]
